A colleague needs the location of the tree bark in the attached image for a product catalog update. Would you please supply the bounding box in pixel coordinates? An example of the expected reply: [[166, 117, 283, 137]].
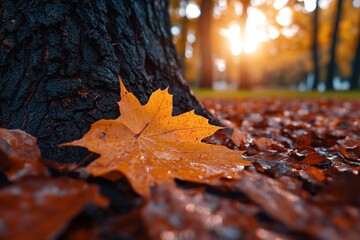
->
[[311, 0, 320, 90], [325, 0, 343, 90], [199, 0, 213, 88], [350, 33, 360, 90], [0, 0, 213, 162]]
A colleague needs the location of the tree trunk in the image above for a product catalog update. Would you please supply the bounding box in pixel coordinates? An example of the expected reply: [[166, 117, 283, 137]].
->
[[0, 0, 213, 162], [199, 0, 213, 88], [350, 33, 360, 90], [311, 0, 320, 90], [238, 0, 251, 89], [325, 0, 343, 90]]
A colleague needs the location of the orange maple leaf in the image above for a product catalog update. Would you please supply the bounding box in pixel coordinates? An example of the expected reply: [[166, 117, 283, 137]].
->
[[62, 77, 249, 196]]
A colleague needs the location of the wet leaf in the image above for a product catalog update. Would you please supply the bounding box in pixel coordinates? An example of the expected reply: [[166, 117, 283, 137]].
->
[[339, 144, 359, 161], [299, 166, 326, 184], [0, 176, 108, 239], [339, 144, 351, 159], [62, 78, 249, 196], [0, 128, 48, 181], [253, 137, 284, 151], [231, 129, 249, 148], [300, 152, 326, 165], [143, 185, 259, 239], [212, 171, 360, 239], [108, 184, 259, 240], [338, 136, 360, 148], [318, 172, 360, 206]]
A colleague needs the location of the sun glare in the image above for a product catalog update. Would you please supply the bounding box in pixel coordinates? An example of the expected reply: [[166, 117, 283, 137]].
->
[[274, 0, 289, 10], [276, 7, 293, 26], [354, 0, 360, 8], [268, 25, 280, 39], [186, 1, 201, 19], [227, 23, 242, 56], [218, 3, 296, 56], [247, 7, 267, 27], [304, 0, 317, 12], [222, 23, 267, 56], [221, 7, 269, 56], [243, 31, 259, 54]]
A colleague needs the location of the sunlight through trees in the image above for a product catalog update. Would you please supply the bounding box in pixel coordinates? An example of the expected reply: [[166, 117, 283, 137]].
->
[[169, 0, 360, 90]]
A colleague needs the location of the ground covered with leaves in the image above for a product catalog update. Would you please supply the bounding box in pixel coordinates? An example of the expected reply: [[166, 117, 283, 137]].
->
[[0, 97, 359, 240]]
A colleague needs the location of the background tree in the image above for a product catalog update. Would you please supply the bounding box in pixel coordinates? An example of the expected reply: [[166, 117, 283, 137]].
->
[[169, 0, 189, 74], [0, 0, 213, 162], [168, 0, 359, 90], [350, 34, 360, 89], [199, 0, 214, 88], [325, 0, 344, 90], [312, 0, 320, 90], [238, 0, 251, 89]]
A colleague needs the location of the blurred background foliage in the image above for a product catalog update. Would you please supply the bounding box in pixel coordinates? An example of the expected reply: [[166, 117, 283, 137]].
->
[[169, 0, 360, 91]]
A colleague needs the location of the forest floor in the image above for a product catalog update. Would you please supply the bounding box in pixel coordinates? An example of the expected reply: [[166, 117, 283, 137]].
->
[[1, 96, 360, 239], [194, 89, 360, 99]]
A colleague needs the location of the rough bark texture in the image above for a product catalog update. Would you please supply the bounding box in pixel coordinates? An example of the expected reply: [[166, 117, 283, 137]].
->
[[0, 0, 213, 162]]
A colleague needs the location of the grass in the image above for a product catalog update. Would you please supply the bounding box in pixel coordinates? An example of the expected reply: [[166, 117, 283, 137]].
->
[[193, 89, 360, 99]]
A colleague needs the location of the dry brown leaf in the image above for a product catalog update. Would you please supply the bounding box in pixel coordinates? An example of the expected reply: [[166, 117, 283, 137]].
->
[[253, 137, 285, 151], [300, 152, 326, 165], [62, 77, 249, 196], [339, 144, 359, 161], [0, 128, 48, 180], [0, 176, 108, 240], [300, 166, 326, 183], [231, 128, 249, 148], [339, 144, 351, 159]]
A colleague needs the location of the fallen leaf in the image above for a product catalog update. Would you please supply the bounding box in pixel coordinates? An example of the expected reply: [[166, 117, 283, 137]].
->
[[62, 77, 249, 196], [339, 144, 351, 159], [0, 176, 108, 240], [338, 136, 360, 148], [339, 144, 359, 161], [300, 152, 326, 165], [318, 172, 360, 206], [231, 129, 249, 148], [0, 128, 48, 181], [108, 184, 259, 240], [142, 184, 258, 239], [300, 166, 326, 184], [253, 137, 285, 151], [213, 171, 360, 239]]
